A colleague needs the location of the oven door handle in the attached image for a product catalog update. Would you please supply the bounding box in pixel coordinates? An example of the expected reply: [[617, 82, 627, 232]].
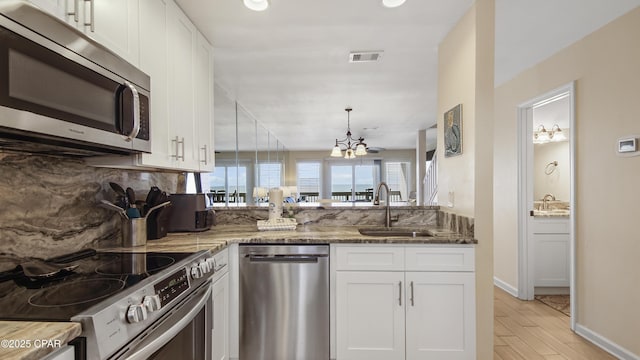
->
[[123, 282, 212, 360]]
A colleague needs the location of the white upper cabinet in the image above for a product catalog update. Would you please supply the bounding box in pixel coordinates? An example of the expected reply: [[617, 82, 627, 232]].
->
[[194, 32, 215, 172], [27, 0, 66, 18], [136, 0, 172, 169], [64, 0, 140, 66], [85, 0, 215, 172]]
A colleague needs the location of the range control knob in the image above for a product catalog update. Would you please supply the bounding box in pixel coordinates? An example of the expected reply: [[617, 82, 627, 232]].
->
[[143, 295, 162, 313], [126, 304, 148, 323], [199, 260, 211, 274], [191, 265, 204, 279], [206, 257, 216, 271]]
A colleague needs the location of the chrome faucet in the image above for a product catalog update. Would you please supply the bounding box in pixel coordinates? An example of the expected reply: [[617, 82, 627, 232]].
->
[[542, 193, 556, 210], [374, 182, 398, 227]]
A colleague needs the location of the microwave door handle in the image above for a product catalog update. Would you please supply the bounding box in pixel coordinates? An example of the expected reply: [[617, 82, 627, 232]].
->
[[123, 81, 141, 142]]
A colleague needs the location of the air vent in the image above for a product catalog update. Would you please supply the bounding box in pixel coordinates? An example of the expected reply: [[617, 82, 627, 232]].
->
[[349, 51, 384, 63]]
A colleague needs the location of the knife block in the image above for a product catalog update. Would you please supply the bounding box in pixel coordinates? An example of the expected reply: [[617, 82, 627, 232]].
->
[[146, 207, 169, 240]]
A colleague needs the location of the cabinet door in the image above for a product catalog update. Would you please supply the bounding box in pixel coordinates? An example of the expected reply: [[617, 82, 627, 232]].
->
[[212, 272, 229, 360], [64, 0, 140, 66], [166, 0, 200, 171], [405, 272, 475, 360], [90, 0, 140, 65], [194, 32, 215, 172], [137, 0, 173, 169], [534, 233, 570, 287], [336, 271, 405, 360], [41, 345, 74, 360], [28, 0, 66, 19]]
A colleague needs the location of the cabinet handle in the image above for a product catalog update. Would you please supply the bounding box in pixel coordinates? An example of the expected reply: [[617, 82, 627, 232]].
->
[[84, 0, 95, 32], [398, 281, 402, 306], [171, 136, 184, 161], [200, 144, 207, 165], [180, 138, 185, 161], [67, 0, 79, 22], [410, 281, 414, 306]]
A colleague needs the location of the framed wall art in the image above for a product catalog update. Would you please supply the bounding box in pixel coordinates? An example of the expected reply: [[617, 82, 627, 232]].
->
[[444, 104, 462, 157]]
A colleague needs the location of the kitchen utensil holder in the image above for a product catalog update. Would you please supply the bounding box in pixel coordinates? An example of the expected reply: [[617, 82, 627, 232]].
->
[[122, 217, 147, 247]]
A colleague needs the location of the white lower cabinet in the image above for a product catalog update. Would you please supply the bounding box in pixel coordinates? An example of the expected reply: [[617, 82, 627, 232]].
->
[[334, 245, 476, 360], [532, 217, 570, 287], [41, 345, 74, 360], [405, 272, 475, 360], [212, 271, 229, 360], [336, 271, 406, 360]]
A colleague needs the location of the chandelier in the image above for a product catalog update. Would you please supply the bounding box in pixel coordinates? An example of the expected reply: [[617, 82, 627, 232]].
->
[[330, 108, 368, 159]]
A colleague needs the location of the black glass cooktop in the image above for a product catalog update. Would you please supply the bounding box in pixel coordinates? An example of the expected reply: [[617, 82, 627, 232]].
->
[[0, 251, 193, 321]]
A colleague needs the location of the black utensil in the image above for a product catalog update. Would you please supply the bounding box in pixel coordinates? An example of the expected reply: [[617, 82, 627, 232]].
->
[[126, 187, 136, 205], [145, 186, 161, 207], [110, 182, 129, 208], [109, 182, 126, 196]]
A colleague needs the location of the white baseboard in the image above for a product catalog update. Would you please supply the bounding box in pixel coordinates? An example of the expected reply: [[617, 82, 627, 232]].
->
[[575, 323, 639, 360], [493, 276, 519, 297]]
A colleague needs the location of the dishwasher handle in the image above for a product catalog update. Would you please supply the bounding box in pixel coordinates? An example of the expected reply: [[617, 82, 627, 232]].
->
[[247, 254, 326, 263]]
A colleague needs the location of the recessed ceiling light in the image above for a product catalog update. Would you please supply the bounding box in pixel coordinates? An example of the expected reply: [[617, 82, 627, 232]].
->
[[244, 0, 269, 11], [382, 0, 406, 8]]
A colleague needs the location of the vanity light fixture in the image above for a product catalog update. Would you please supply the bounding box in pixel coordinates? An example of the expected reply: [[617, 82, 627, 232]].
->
[[382, 0, 406, 8], [330, 108, 368, 159], [243, 0, 269, 11], [550, 124, 566, 141], [533, 124, 567, 144]]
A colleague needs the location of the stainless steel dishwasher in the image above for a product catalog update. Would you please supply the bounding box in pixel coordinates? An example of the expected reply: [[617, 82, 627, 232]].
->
[[239, 244, 329, 360]]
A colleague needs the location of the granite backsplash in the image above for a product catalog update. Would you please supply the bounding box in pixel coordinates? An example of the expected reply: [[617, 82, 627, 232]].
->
[[0, 153, 182, 258], [214, 206, 474, 237], [0, 152, 475, 258]]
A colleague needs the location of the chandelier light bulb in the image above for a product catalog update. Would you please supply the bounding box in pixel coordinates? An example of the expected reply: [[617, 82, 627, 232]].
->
[[331, 144, 343, 157]]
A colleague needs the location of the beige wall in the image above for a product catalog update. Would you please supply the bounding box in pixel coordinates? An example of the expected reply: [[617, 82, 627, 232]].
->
[[438, 0, 495, 358], [494, 6, 640, 355], [437, 6, 476, 218]]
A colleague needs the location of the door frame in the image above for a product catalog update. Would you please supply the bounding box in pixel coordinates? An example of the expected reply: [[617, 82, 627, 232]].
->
[[517, 81, 576, 330]]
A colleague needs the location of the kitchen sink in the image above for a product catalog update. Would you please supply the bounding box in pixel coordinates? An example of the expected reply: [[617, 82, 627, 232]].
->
[[358, 227, 434, 237]]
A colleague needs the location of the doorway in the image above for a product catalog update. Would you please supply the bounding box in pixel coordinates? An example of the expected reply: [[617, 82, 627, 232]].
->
[[517, 82, 576, 330]]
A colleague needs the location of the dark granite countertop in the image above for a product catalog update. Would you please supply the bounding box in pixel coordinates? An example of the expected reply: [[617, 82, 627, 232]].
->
[[101, 224, 477, 254]]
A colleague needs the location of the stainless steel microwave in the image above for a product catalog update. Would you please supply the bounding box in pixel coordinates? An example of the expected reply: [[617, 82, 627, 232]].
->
[[0, 1, 150, 156]]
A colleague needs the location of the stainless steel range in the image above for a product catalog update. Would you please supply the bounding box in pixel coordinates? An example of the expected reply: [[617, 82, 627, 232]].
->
[[0, 249, 227, 359]]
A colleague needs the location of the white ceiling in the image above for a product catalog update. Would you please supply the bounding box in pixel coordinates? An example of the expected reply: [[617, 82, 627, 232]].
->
[[176, 0, 640, 153]]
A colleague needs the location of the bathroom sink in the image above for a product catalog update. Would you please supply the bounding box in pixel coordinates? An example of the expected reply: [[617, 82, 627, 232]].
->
[[358, 227, 434, 237]]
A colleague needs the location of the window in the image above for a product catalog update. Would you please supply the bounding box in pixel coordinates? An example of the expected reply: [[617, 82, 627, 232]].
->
[[297, 162, 321, 202], [199, 163, 248, 205], [385, 162, 410, 202], [329, 162, 379, 202], [258, 162, 282, 189]]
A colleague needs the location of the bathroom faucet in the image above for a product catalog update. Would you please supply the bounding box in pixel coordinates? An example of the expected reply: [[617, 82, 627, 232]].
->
[[542, 193, 556, 210], [374, 182, 398, 227]]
